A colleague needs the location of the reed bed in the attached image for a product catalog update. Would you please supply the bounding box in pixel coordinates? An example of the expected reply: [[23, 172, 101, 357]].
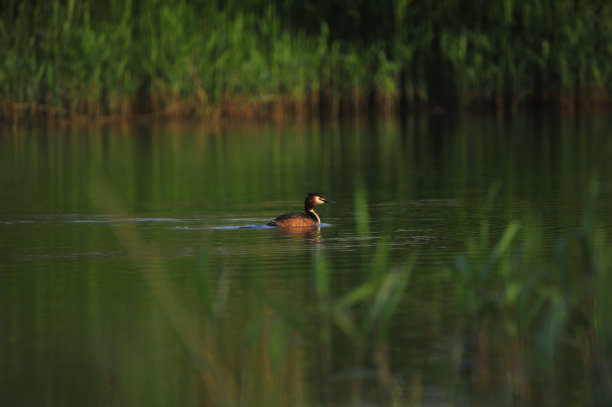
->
[[4, 0, 612, 122]]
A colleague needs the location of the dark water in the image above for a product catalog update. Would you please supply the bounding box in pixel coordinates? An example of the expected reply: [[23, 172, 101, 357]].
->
[[1, 114, 612, 406]]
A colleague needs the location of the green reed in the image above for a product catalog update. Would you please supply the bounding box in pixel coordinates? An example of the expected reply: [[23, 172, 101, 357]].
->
[[446, 184, 612, 405], [90, 176, 612, 405], [4, 0, 612, 121]]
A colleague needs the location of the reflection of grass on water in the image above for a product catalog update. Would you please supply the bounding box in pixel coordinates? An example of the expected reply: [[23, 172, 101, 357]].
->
[[94, 182, 612, 406]]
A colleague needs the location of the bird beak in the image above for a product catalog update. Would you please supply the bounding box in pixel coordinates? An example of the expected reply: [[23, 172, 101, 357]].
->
[[323, 199, 336, 204]]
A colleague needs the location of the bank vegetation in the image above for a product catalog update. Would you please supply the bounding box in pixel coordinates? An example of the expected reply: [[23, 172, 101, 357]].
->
[[3, 0, 612, 122]]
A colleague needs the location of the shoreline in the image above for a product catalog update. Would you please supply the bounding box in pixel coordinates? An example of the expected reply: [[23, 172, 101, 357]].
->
[[4, 94, 612, 126]]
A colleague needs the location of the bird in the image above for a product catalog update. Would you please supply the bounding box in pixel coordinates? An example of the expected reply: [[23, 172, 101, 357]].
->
[[267, 193, 335, 227]]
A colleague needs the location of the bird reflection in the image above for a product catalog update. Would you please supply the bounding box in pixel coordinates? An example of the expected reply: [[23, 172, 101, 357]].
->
[[273, 225, 322, 241]]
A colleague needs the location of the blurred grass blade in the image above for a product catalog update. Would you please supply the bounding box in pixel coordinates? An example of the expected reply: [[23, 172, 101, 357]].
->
[[493, 222, 520, 257]]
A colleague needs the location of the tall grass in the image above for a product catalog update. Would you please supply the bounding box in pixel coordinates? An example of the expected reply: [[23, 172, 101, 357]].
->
[[448, 184, 612, 405], [82, 175, 612, 405], [3, 0, 612, 122], [5, 176, 607, 404], [90, 179, 413, 405]]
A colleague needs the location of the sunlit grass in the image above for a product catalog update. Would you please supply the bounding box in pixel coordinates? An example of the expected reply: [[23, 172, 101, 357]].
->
[[4, 0, 612, 122]]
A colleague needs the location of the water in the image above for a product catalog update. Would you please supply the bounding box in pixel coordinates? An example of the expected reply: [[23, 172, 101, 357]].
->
[[1, 114, 612, 406]]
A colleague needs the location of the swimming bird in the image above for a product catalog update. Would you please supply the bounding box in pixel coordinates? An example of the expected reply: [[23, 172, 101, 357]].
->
[[268, 193, 335, 227]]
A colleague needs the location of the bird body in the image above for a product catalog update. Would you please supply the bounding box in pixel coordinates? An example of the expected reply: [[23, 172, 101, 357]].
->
[[268, 193, 335, 227]]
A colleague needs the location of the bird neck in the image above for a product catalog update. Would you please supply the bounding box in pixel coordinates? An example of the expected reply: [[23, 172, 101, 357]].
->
[[306, 208, 321, 225]]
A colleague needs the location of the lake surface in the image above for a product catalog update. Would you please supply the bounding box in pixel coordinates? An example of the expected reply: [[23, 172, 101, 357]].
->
[[2, 114, 612, 406]]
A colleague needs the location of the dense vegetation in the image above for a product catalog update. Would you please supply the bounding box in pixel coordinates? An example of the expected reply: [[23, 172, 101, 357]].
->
[[3, 0, 612, 121]]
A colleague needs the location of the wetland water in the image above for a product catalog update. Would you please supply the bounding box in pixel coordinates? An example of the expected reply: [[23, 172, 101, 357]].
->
[[2, 114, 612, 406]]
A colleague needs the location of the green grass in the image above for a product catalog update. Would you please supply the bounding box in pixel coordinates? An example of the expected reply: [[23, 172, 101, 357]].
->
[[3, 0, 612, 122], [444, 183, 612, 405], [89, 178, 612, 405]]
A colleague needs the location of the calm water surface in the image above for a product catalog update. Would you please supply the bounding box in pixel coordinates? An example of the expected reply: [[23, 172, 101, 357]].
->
[[1, 114, 612, 406]]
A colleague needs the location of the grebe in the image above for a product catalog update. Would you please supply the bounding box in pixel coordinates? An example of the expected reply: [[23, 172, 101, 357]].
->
[[268, 193, 335, 227]]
